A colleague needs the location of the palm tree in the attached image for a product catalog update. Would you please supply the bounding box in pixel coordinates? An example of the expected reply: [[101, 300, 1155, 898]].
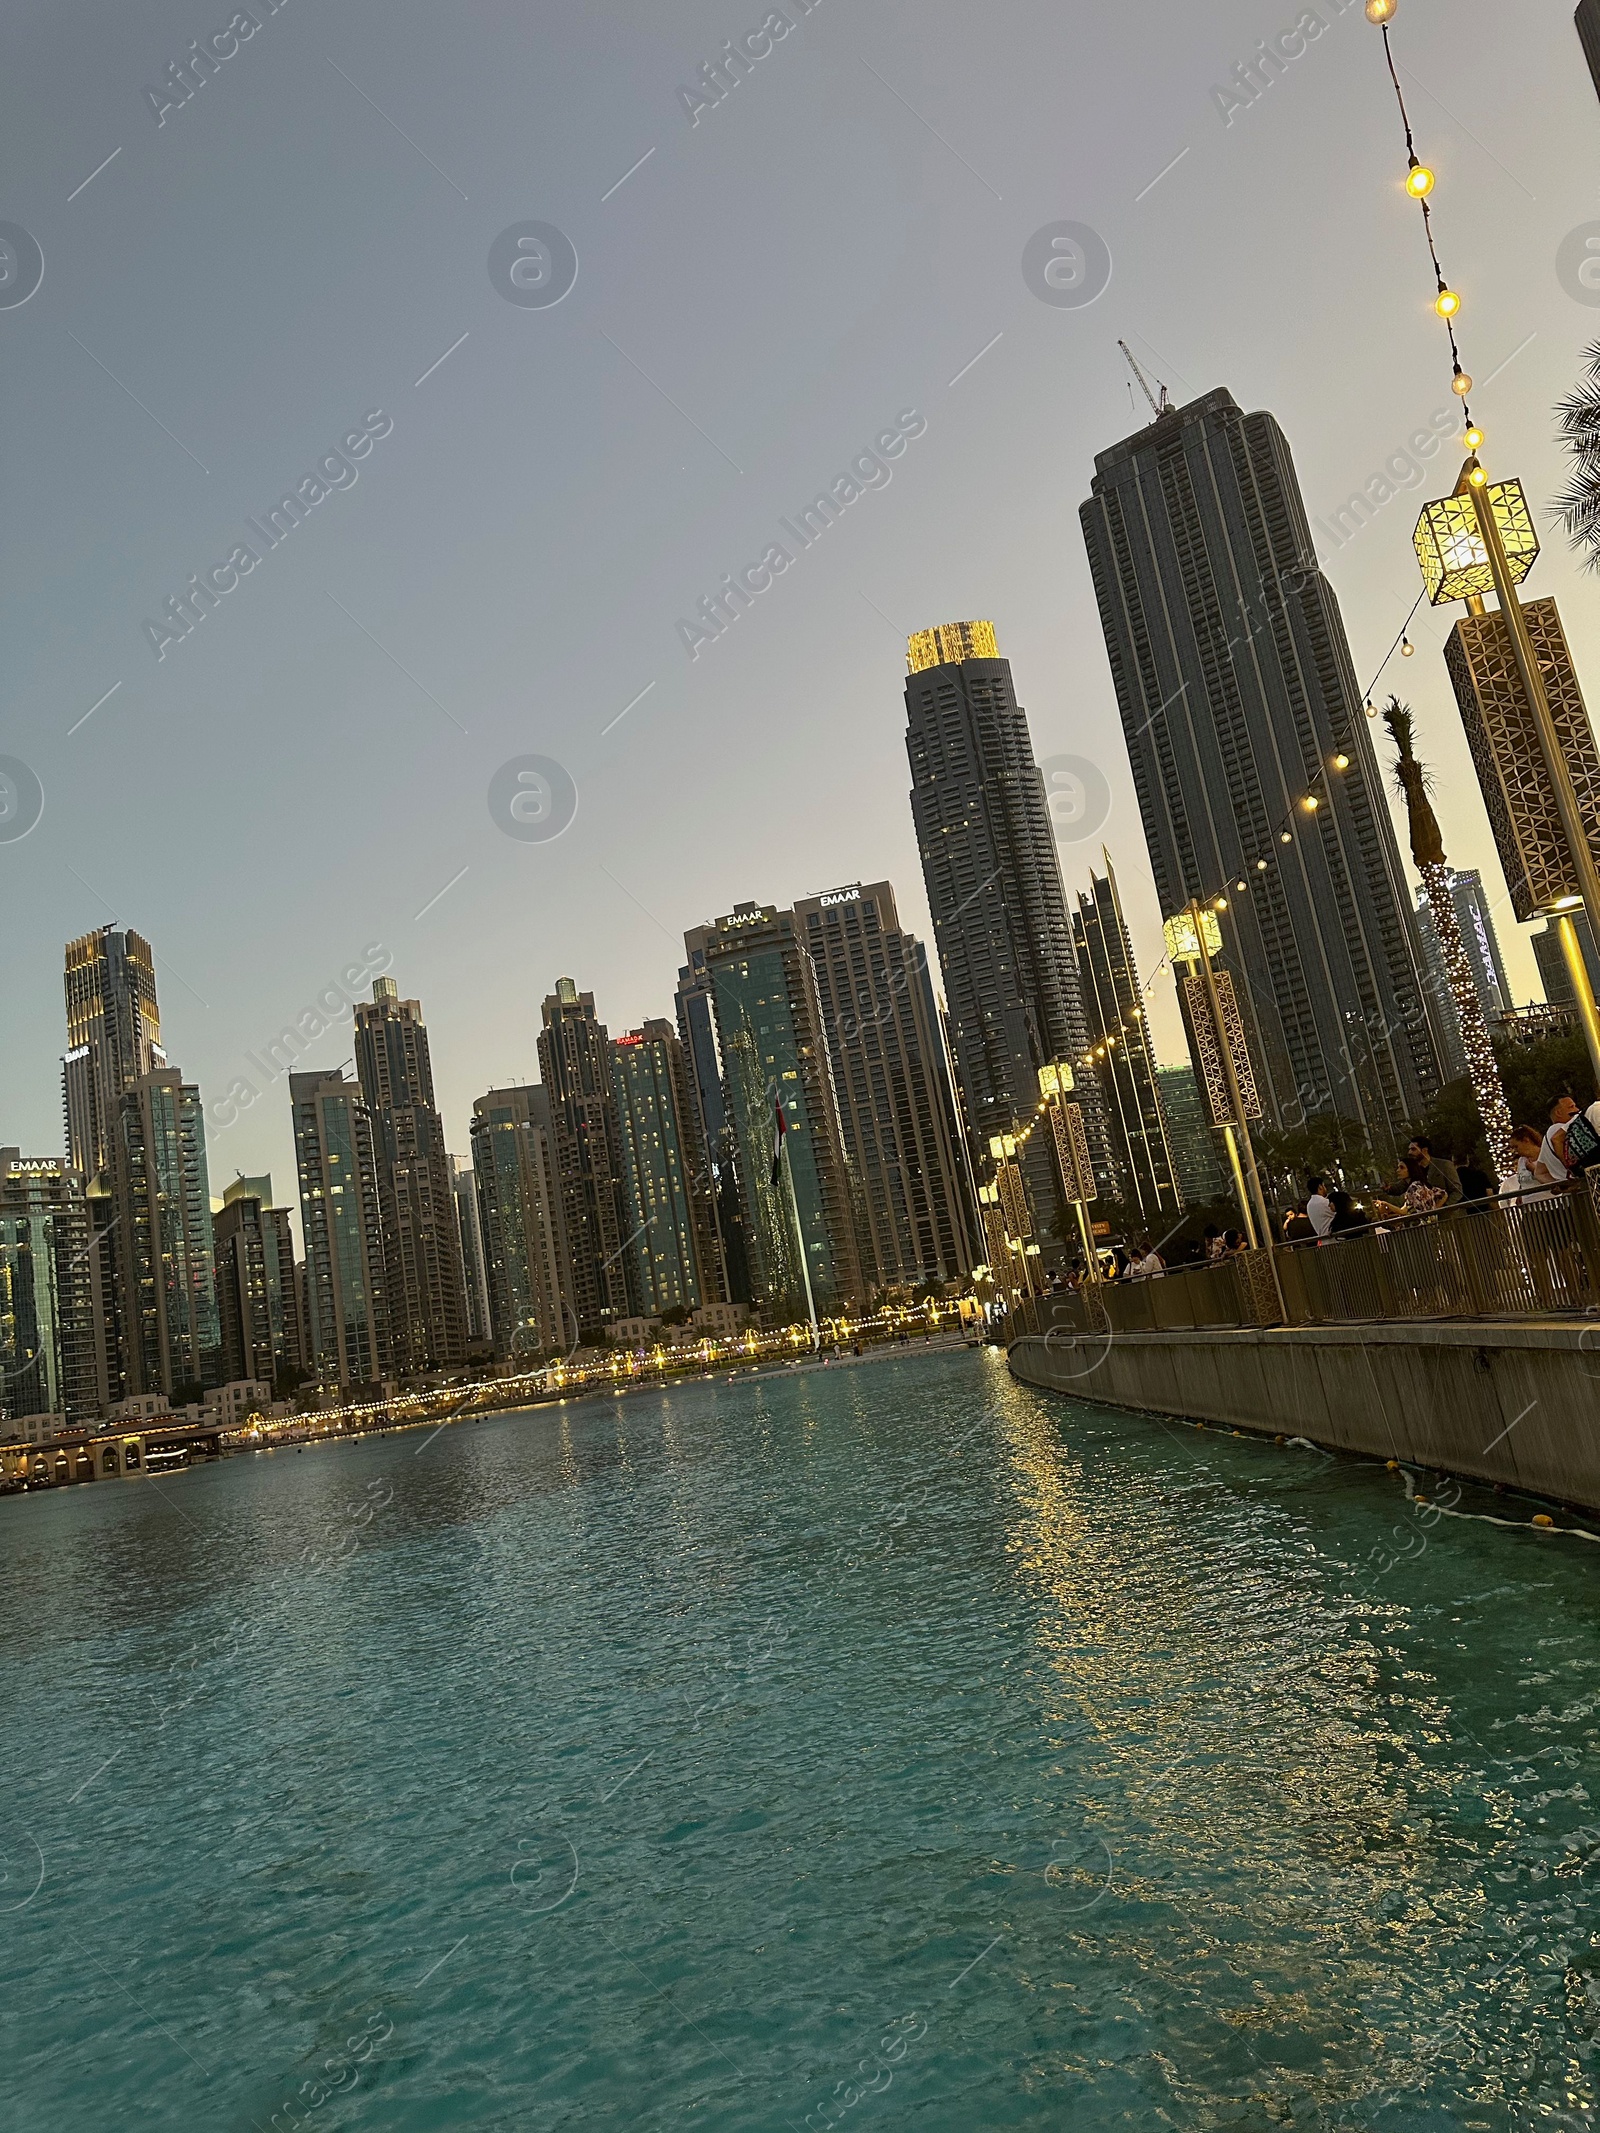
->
[[1382, 696, 1514, 1173], [1556, 341, 1600, 572]]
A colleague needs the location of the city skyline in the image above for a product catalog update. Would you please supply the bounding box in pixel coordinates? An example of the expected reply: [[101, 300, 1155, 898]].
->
[[3, 1, 1592, 1214]]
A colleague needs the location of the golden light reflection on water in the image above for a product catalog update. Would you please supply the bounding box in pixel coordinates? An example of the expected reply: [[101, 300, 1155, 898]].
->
[[988, 1381, 1552, 2122]]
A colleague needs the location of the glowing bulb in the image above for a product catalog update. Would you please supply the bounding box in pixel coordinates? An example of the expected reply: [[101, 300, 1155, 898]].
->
[[1405, 161, 1434, 198], [1214, 896, 1228, 910], [1236, 880, 1247, 892], [1467, 462, 1488, 488], [1301, 794, 1320, 813], [1463, 426, 1483, 451], [1452, 369, 1473, 396], [1364, 698, 1377, 718], [1435, 287, 1460, 319], [1365, 0, 1396, 19], [1256, 858, 1268, 871], [1401, 635, 1416, 656], [1280, 831, 1292, 844], [1333, 752, 1350, 769]]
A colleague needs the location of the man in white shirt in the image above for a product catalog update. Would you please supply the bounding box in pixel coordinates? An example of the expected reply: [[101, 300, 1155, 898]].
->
[[1306, 1176, 1334, 1237], [1540, 1095, 1578, 1184]]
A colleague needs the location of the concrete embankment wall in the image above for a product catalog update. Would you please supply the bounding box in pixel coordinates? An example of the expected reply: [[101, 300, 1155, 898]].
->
[[1008, 1320, 1600, 1514]]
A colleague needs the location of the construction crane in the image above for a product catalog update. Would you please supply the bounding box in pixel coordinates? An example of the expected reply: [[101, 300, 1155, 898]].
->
[[1118, 339, 1171, 421]]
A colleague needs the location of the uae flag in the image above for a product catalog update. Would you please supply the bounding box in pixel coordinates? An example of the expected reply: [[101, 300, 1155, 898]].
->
[[770, 1096, 787, 1186]]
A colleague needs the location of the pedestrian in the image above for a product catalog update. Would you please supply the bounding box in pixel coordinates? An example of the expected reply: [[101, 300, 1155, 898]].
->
[[1282, 1205, 1314, 1242], [1203, 1224, 1225, 1263], [1306, 1174, 1334, 1237], [1457, 1154, 1494, 1202], [1328, 1188, 1366, 1236], [1126, 1237, 1165, 1279], [1500, 1125, 1547, 1198], [1540, 1095, 1579, 1185]]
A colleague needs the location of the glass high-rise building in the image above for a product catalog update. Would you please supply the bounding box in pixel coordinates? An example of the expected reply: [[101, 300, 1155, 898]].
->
[[902, 621, 1116, 1243], [0, 1150, 103, 1428], [449, 1155, 493, 1350], [1154, 1065, 1231, 1208], [213, 1175, 304, 1389], [62, 926, 165, 1183], [108, 1069, 221, 1396], [793, 880, 979, 1288], [611, 1022, 706, 1318], [1070, 858, 1182, 1229], [291, 1069, 390, 1388], [674, 952, 749, 1305], [1579, 0, 1600, 104], [469, 1085, 574, 1360], [693, 905, 866, 1319], [538, 980, 633, 1334], [1080, 389, 1444, 1150], [354, 977, 468, 1374]]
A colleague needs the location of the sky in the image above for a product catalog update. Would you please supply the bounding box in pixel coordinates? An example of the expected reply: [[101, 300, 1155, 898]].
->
[[4, 0, 1598, 1221]]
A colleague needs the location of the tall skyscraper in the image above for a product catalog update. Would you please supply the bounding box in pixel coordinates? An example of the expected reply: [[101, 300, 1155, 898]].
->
[[353, 977, 468, 1375], [611, 1022, 707, 1317], [693, 905, 866, 1318], [538, 980, 632, 1334], [213, 1175, 304, 1389], [470, 1085, 575, 1359], [0, 1151, 103, 1428], [794, 880, 978, 1288], [450, 1155, 493, 1351], [291, 1070, 390, 1388], [675, 952, 749, 1304], [108, 1070, 220, 1396], [62, 927, 164, 1182], [1579, 1, 1600, 104], [903, 620, 1116, 1245], [1070, 859, 1182, 1229], [1154, 1065, 1231, 1208], [1080, 388, 1443, 1150]]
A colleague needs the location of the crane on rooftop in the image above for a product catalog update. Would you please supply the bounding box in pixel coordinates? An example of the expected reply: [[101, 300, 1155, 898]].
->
[[1118, 340, 1171, 422]]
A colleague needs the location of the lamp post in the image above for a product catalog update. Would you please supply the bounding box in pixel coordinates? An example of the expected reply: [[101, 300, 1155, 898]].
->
[[1038, 1061, 1100, 1280], [1374, 0, 1600, 1087], [1165, 902, 1273, 1248]]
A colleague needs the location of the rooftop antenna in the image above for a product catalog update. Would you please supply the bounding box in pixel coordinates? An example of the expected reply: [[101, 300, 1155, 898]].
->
[[1118, 339, 1170, 421]]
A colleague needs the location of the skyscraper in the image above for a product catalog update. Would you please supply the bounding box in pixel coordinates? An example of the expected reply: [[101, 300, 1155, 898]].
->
[[291, 1069, 390, 1388], [1533, 912, 1600, 1015], [450, 1155, 493, 1351], [1070, 859, 1182, 1229], [1080, 388, 1443, 1149], [794, 880, 978, 1288], [693, 905, 866, 1319], [674, 952, 749, 1304], [902, 620, 1115, 1244], [611, 1022, 707, 1317], [1155, 1065, 1231, 1208], [0, 1151, 103, 1428], [353, 977, 468, 1375], [469, 1085, 575, 1359], [62, 927, 164, 1182], [108, 1069, 221, 1396], [213, 1175, 305, 1389], [1579, 1, 1600, 104], [538, 980, 632, 1334]]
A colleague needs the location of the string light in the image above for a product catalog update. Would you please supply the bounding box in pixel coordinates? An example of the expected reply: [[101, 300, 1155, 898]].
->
[[1400, 635, 1415, 656], [1462, 425, 1483, 451], [1280, 831, 1293, 844], [1301, 795, 1320, 813], [1405, 159, 1433, 197], [1332, 752, 1350, 769], [1256, 858, 1268, 870], [1434, 286, 1460, 319]]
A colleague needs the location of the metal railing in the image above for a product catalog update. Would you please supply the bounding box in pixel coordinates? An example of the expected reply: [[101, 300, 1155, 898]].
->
[[1009, 1181, 1600, 1339]]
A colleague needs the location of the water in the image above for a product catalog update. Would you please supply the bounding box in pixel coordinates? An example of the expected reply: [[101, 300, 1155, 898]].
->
[[3, 1346, 1598, 2131]]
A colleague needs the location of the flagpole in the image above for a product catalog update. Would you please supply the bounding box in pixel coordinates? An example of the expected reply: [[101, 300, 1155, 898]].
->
[[780, 1123, 820, 1352]]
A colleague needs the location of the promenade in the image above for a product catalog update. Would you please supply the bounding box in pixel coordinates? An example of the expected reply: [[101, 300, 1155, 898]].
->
[[1008, 1185, 1600, 1515]]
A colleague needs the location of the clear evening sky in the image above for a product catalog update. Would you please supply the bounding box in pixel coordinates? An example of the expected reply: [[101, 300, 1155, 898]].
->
[[4, 0, 1596, 1203]]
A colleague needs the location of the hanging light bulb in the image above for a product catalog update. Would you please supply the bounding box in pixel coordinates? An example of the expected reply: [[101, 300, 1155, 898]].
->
[[1280, 830, 1293, 844], [1451, 367, 1472, 397], [1332, 752, 1350, 769], [1365, 0, 1397, 20], [1405, 158, 1434, 198], [1434, 286, 1461, 319], [1364, 698, 1378, 717], [1462, 425, 1483, 451], [1401, 635, 1415, 656], [1256, 858, 1268, 871], [1236, 880, 1247, 892], [1301, 794, 1320, 813], [1467, 463, 1488, 488], [1214, 896, 1228, 910]]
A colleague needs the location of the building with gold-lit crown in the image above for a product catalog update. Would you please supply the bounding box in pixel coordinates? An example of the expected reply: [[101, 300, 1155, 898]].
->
[[902, 619, 1117, 1249]]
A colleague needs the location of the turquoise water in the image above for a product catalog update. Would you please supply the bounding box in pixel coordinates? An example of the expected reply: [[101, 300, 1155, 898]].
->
[[3, 1346, 1599, 2131]]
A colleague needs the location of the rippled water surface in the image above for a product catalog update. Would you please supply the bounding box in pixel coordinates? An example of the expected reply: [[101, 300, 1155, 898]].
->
[[4, 1346, 1599, 2130]]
